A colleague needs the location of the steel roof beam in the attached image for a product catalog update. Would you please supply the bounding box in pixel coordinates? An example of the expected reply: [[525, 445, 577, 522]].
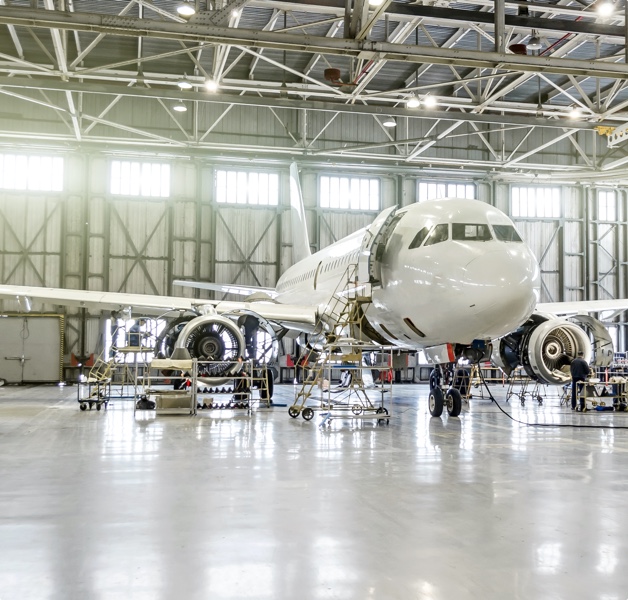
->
[[0, 74, 612, 129], [0, 7, 627, 79]]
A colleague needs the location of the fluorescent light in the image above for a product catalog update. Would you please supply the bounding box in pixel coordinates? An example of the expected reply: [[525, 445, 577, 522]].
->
[[173, 101, 187, 112], [597, 0, 614, 16], [406, 95, 420, 109], [232, 9, 240, 17], [423, 95, 437, 108], [205, 79, 219, 92], [383, 117, 396, 127], [177, 1, 196, 16]]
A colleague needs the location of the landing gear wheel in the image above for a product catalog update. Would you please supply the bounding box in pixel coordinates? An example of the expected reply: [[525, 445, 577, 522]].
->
[[445, 388, 462, 417], [352, 404, 363, 415], [288, 406, 300, 419], [80, 403, 87, 411], [302, 407, 315, 421], [428, 388, 444, 418]]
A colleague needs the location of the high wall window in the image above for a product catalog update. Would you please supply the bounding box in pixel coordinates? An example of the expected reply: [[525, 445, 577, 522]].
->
[[216, 169, 279, 205], [417, 181, 476, 202], [511, 186, 560, 218], [0, 153, 63, 192], [319, 175, 380, 211], [110, 160, 170, 198], [598, 190, 617, 222]]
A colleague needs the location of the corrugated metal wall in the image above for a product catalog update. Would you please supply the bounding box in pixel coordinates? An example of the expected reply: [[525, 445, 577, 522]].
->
[[1, 153, 628, 359]]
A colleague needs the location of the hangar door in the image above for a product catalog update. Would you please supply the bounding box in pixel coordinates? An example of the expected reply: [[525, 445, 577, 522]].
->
[[0, 315, 64, 384]]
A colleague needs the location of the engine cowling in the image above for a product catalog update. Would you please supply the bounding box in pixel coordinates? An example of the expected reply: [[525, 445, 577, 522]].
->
[[175, 314, 246, 378], [494, 316, 593, 385]]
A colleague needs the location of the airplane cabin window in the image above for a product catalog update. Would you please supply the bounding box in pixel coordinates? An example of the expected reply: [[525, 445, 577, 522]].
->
[[409, 227, 430, 249], [423, 224, 449, 247], [452, 223, 492, 242], [493, 224, 523, 242]]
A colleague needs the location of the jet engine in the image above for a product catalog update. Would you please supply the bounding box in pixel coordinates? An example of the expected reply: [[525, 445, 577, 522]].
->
[[175, 315, 246, 377], [493, 314, 612, 385]]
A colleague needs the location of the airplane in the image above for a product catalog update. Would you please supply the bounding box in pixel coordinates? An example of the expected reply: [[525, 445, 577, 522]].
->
[[0, 164, 621, 417]]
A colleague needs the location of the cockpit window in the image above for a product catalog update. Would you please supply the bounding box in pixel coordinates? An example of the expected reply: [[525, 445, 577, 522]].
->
[[423, 224, 449, 247], [452, 223, 492, 242], [409, 226, 430, 249], [493, 224, 523, 242]]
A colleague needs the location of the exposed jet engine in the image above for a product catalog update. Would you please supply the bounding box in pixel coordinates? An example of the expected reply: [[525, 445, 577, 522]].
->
[[493, 313, 613, 385], [155, 311, 278, 380], [176, 315, 245, 378]]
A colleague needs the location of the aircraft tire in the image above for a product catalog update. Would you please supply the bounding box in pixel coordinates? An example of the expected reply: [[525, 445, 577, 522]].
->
[[446, 388, 462, 417], [428, 388, 444, 417]]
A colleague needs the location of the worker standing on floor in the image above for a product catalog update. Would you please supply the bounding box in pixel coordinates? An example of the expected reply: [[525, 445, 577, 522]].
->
[[570, 351, 591, 411]]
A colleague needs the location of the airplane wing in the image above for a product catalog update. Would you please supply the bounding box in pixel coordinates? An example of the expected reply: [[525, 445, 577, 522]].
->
[[173, 279, 278, 298], [537, 299, 628, 317], [0, 284, 317, 327]]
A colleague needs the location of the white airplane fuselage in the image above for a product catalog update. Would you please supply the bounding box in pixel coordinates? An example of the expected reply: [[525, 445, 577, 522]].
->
[[275, 199, 540, 349]]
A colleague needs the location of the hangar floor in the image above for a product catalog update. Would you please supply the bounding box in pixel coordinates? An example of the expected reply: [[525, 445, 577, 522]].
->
[[0, 383, 627, 600]]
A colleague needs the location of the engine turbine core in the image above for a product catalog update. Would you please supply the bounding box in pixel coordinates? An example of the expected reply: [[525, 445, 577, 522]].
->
[[175, 315, 245, 378]]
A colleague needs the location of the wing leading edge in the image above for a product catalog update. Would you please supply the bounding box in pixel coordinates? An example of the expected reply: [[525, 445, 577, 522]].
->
[[537, 299, 628, 317], [0, 284, 317, 328]]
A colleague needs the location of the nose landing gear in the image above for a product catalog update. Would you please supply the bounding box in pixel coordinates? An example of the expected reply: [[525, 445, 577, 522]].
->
[[429, 367, 462, 417]]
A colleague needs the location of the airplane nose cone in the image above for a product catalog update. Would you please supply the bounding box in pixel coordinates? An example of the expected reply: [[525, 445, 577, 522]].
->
[[462, 247, 539, 338]]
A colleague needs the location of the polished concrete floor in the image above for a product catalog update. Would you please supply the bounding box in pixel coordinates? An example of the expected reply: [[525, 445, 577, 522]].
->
[[1, 382, 628, 600]]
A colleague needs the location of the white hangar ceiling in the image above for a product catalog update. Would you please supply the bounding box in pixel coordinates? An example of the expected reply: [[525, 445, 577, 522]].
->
[[0, 0, 627, 177]]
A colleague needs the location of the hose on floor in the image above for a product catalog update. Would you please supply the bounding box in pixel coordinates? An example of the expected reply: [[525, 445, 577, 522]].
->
[[477, 368, 628, 430]]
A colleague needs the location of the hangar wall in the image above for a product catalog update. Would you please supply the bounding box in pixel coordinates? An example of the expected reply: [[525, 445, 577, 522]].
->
[[0, 151, 626, 358]]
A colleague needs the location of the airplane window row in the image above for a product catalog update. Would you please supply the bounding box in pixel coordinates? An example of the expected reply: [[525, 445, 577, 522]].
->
[[409, 223, 523, 249], [322, 251, 360, 273]]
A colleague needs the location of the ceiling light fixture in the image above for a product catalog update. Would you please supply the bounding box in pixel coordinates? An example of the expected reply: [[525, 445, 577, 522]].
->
[[568, 106, 581, 119], [173, 101, 187, 112], [383, 117, 396, 128], [527, 30, 543, 51], [205, 79, 219, 92], [406, 95, 420, 109], [423, 95, 437, 108], [232, 9, 240, 17], [177, 75, 193, 90], [596, 0, 614, 16], [177, 1, 196, 16]]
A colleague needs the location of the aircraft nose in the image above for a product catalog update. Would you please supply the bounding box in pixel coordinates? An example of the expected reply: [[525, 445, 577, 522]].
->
[[462, 247, 539, 338]]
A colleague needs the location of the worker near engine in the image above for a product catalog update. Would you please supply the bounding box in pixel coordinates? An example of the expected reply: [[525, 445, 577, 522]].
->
[[570, 351, 591, 411]]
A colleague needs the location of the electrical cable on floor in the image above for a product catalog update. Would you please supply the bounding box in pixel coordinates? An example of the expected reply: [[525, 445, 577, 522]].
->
[[477, 367, 628, 430]]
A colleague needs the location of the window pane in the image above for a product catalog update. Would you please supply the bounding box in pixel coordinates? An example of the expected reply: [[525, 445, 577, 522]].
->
[[215, 169, 279, 206], [494, 225, 523, 242], [452, 223, 492, 241], [423, 224, 449, 246], [418, 181, 475, 203], [511, 186, 561, 218], [320, 176, 330, 208], [318, 175, 380, 211], [249, 172, 259, 205], [109, 160, 170, 198]]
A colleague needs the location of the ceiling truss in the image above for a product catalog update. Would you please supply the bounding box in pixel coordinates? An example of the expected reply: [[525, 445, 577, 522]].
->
[[0, 0, 626, 178]]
